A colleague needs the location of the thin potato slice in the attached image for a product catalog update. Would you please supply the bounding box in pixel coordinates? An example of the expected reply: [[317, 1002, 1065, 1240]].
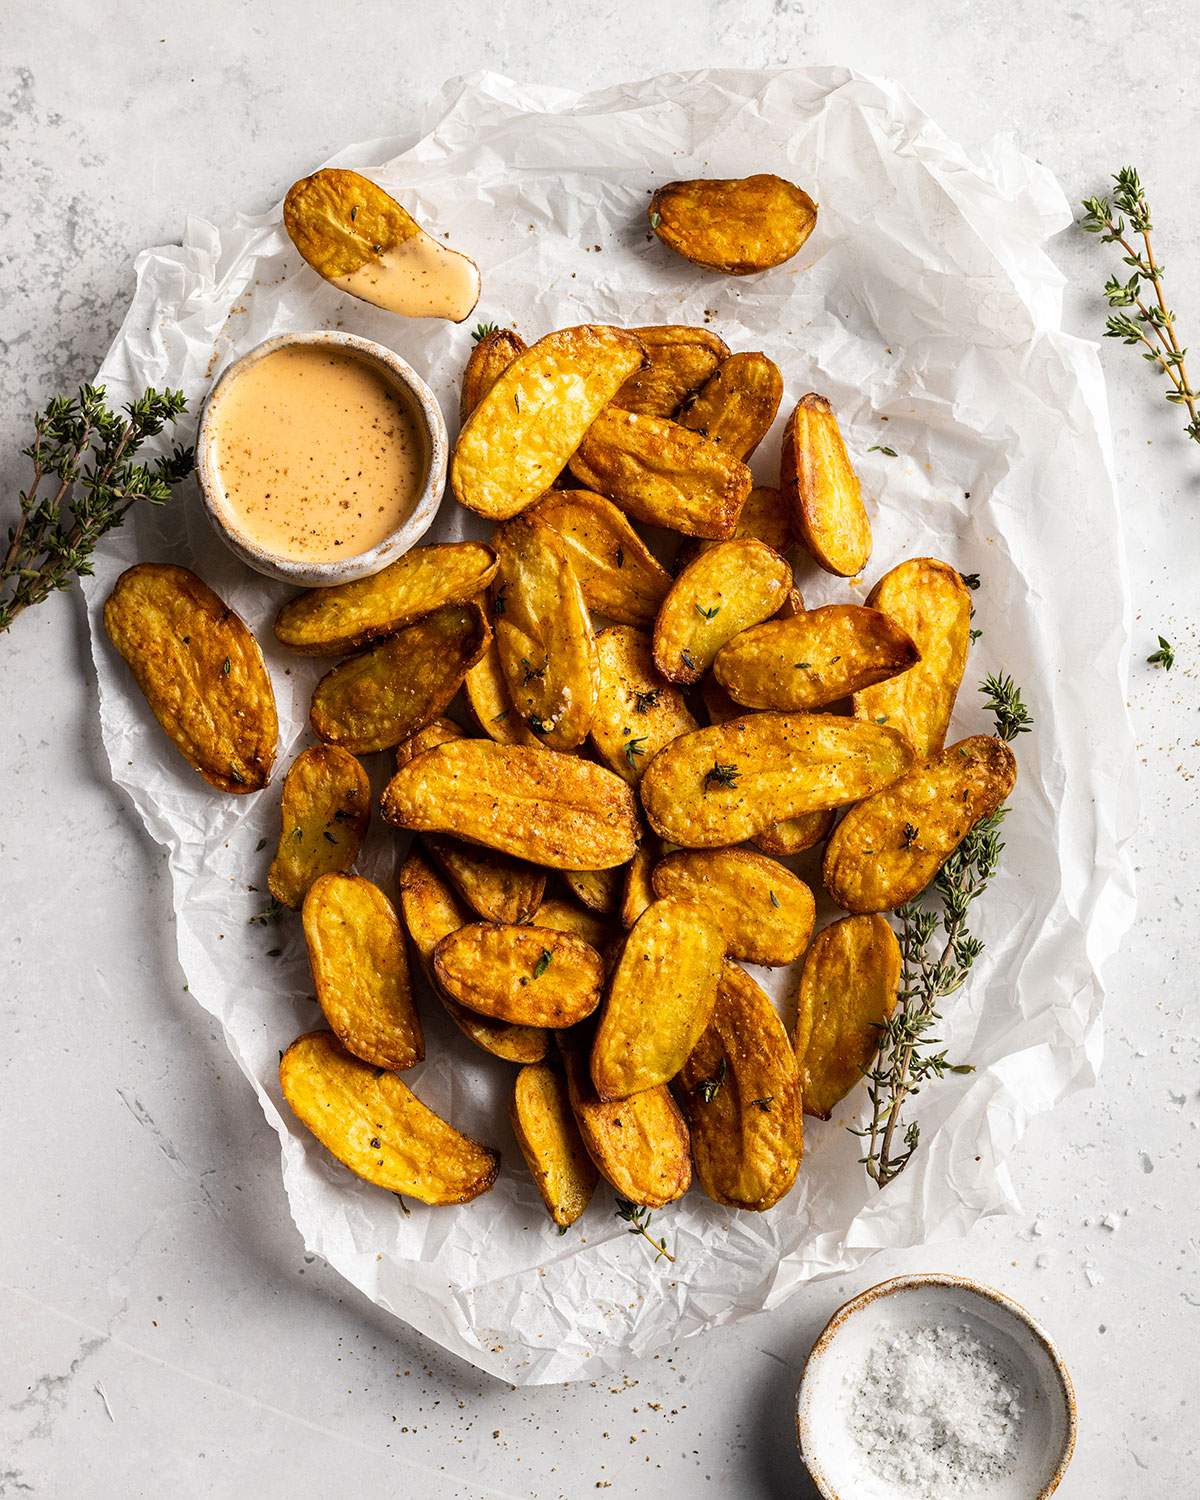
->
[[713, 604, 919, 711], [461, 327, 527, 423], [104, 563, 277, 794], [527, 490, 671, 627], [782, 395, 871, 577], [591, 897, 725, 1099], [569, 407, 752, 540], [382, 740, 640, 869], [268, 745, 371, 908], [651, 848, 814, 966], [852, 558, 973, 757], [613, 325, 730, 416], [620, 843, 657, 930], [464, 638, 541, 746], [425, 834, 546, 925], [649, 175, 818, 274], [433, 923, 604, 1027], [563, 866, 622, 915], [653, 538, 792, 685], [823, 736, 1017, 913], [451, 325, 646, 521], [280, 1032, 498, 1203], [395, 716, 463, 770], [639, 714, 916, 848], [680, 961, 803, 1210], [793, 915, 900, 1118], [591, 626, 696, 783], [677, 351, 783, 459], [531, 897, 613, 952], [676, 484, 792, 570], [510, 1063, 598, 1227], [302, 874, 423, 1071], [310, 601, 488, 753]]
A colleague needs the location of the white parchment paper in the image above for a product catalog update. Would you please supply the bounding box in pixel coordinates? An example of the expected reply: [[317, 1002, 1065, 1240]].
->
[[82, 68, 1137, 1384]]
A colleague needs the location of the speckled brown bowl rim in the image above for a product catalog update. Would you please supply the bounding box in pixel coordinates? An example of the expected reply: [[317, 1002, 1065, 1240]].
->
[[196, 329, 448, 586], [795, 1273, 1077, 1500]]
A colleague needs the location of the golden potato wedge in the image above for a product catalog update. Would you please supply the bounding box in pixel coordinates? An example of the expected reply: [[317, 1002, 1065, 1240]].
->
[[775, 586, 806, 620], [532, 896, 613, 951], [563, 866, 622, 915], [569, 407, 752, 540], [492, 515, 598, 750], [677, 484, 793, 571], [461, 327, 527, 423], [433, 923, 604, 1027], [590, 625, 696, 783], [782, 395, 871, 577], [852, 558, 973, 757], [823, 735, 1017, 913], [302, 874, 423, 1071], [103, 563, 277, 794], [651, 848, 814, 966], [750, 810, 836, 857], [510, 1063, 598, 1227], [451, 325, 645, 521], [275, 543, 498, 657], [280, 1031, 498, 1203], [398, 848, 547, 1064], [395, 716, 463, 770], [680, 961, 803, 1210], [527, 490, 671, 627], [713, 604, 920, 711], [382, 739, 639, 869], [793, 915, 900, 1118], [653, 538, 792, 685], [677, 351, 783, 460], [591, 897, 725, 1099], [613, 325, 730, 416], [464, 638, 541, 746], [650, 174, 818, 275], [267, 745, 371, 908], [620, 843, 658, 930], [424, 835, 546, 925], [639, 713, 916, 847]]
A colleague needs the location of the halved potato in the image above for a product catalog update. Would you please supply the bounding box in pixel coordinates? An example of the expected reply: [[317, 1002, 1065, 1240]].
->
[[302, 874, 423, 1071], [527, 490, 671, 627], [464, 638, 541, 746], [640, 713, 915, 847], [569, 407, 752, 540], [680, 961, 803, 1210], [591, 897, 725, 1099], [823, 736, 1017, 913], [677, 351, 783, 459], [531, 896, 613, 952], [510, 1063, 598, 1227], [274, 543, 498, 655], [653, 538, 792, 685], [649, 175, 818, 274], [268, 745, 371, 908], [382, 740, 640, 869], [620, 843, 658, 930], [280, 1031, 498, 1203], [563, 866, 622, 915], [651, 848, 814, 966], [613, 325, 730, 416], [451, 325, 646, 521], [793, 914, 901, 1118], [424, 835, 546, 925], [395, 716, 463, 770], [676, 484, 792, 570], [461, 327, 527, 423], [310, 601, 489, 753], [782, 395, 871, 577], [104, 563, 277, 794], [433, 923, 604, 1027], [852, 558, 973, 758], [591, 626, 696, 782]]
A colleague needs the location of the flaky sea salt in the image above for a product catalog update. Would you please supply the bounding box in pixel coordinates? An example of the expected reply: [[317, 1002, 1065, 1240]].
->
[[847, 1323, 1024, 1495]]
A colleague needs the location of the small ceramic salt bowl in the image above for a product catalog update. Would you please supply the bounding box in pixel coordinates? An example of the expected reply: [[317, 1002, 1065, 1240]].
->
[[796, 1274, 1076, 1500], [196, 330, 448, 586]]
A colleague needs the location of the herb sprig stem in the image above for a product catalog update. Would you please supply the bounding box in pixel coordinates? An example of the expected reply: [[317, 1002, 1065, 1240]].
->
[[614, 1196, 674, 1263]]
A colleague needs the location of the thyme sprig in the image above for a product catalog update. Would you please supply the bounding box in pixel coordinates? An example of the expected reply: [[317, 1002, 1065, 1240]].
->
[[1147, 635, 1174, 671], [979, 673, 1033, 742], [614, 1197, 674, 1263]]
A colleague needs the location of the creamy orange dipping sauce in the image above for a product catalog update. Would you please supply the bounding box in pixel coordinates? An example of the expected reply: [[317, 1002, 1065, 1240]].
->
[[333, 231, 481, 322], [210, 344, 427, 563]]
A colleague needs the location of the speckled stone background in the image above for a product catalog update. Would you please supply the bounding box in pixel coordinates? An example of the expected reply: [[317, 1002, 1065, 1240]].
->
[[1, 5, 1196, 1496]]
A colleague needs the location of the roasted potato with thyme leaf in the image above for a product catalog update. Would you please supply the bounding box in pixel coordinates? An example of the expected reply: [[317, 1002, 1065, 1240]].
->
[[649, 174, 818, 275], [782, 394, 871, 577], [268, 745, 371, 908], [461, 327, 527, 423], [464, 638, 541, 746], [678, 351, 783, 459], [653, 537, 792, 685], [651, 848, 814, 966], [591, 625, 696, 783], [510, 1063, 598, 1227], [563, 866, 623, 915], [433, 923, 605, 1028], [613, 325, 730, 416], [280, 1032, 498, 1203], [104, 563, 277, 794], [528, 489, 671, 627], [676, 484, 792, 570]]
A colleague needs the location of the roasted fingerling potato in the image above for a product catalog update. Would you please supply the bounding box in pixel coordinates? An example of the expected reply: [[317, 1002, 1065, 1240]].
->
[[676, 483, 793, 571], [527, 489, 671, 628], [461, 327, 527, 423], [619, 843, 658, 930], [651, 847, 815, 966], [652, 537, 792, 685], [424, 835, 546, 925], [677, 351, 784, 459], [782, 394, 872, 577], [433, 923, 605, 1027], [649, 174, 818, 275], [268, 744, 371, 908], [464, 638, 542, 746], [590, 625, 697, 783], [510, 1063, 599, 1227], [563, 865, 623, 916], [613, 325, 730, 416]]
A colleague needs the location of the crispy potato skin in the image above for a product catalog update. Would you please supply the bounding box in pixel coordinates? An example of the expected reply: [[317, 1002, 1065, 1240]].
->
[[527, 490, 671, 627], [620, 843, 657, 930], [852, 558, 972, 757], [280, 1031, 499, 1204], [640, 713, 916, 847], [268, 745, 371, 908], [104, 563, 278, 794], [591, 897, 725, 1099], [782, 395, 871, 578], [464, 638, 541, 746], [713, 604, 920, 711], [395, 716, 463, 770], [677, 351, 783, 460], [461, 328, 527, 424], [823, 735, 1017, 913], [591, 626, 696, 783], [680, 961, 803, 1210], [653, 538, 792, 685], [510, 1063, 599, 1226], [284, 169, 420, 280], [614, 325, 730, 416], [569, 408, 752, 541], [531, 897, 613, 951], [651, 848, 814, 966], [677, 484, 792, 571], [451, 325, 646, 521], [424, 835, 546, 925], [275, 543, 498, 656], [649, 175, 818, 275], [302, 874, 423, 1070], [382, 740, 640, 869], [433, 923, 604, 1027], [563, 866, 622, 915], [310, 601, 489, 753]]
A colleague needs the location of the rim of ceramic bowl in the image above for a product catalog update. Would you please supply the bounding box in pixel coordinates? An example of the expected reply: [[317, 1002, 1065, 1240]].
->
[[195, 329, 448, 586], [795, 1273, 1077, 1500]]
